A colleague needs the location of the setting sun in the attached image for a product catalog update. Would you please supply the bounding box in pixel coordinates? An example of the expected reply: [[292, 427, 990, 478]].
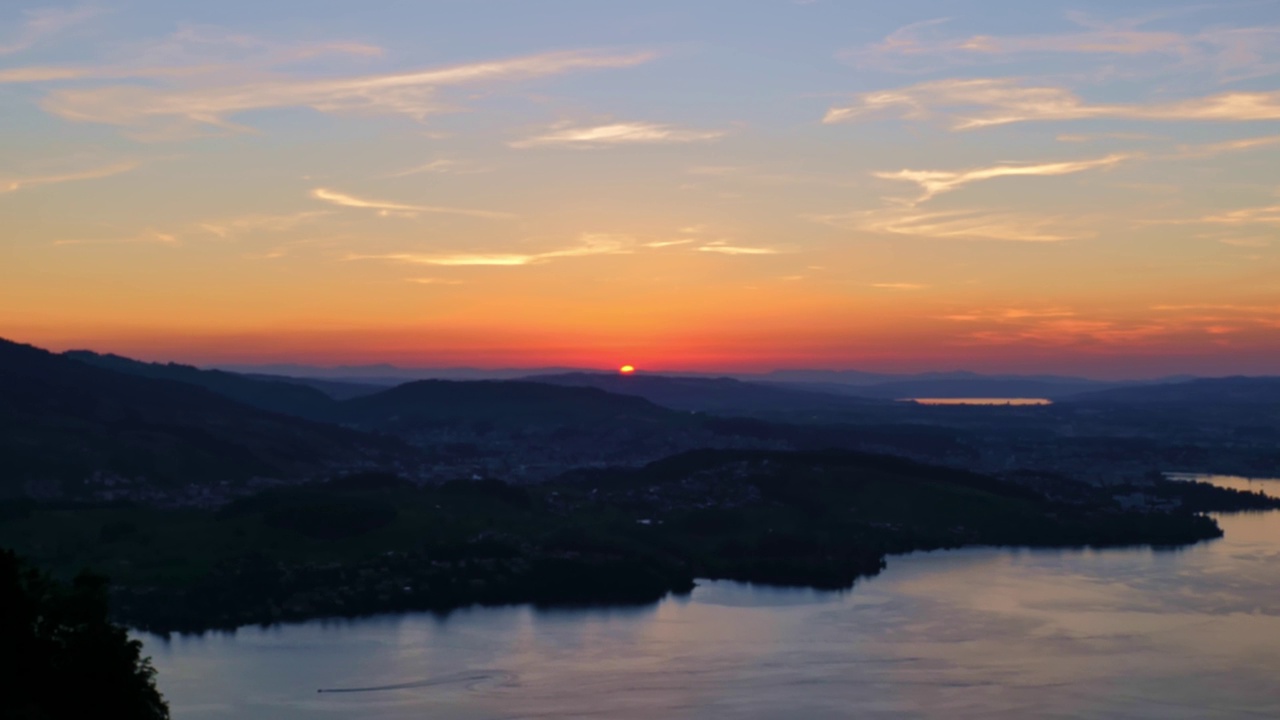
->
[[619, 365, 636, 375]]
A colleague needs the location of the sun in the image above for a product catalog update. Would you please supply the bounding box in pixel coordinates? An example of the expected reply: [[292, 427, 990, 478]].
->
[[618, 364, 636, 375]]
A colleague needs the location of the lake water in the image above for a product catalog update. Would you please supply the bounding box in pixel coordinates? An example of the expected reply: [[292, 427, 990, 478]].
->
[[146, 475, 1280, 719], [901, 397, 1049, 404]]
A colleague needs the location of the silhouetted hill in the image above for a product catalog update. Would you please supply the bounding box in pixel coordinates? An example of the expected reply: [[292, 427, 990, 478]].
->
[[337, 379, 685, 429], [1067, 377, 1280, 406], [526, 372, 890, 416], [327, 379, 743, 479], [0, 338, 398, 498], [65, 351, 337, 418], [215, 362, 592, 382]]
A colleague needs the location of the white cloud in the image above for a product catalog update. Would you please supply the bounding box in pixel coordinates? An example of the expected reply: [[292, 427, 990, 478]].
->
[[875, 153, 1134, 202], [310, 188, 513, 219], [348, 233, 629, 267], [824, 78, 1280, 130], [511, 122, 724, 148], [696, 241, 779, 255]]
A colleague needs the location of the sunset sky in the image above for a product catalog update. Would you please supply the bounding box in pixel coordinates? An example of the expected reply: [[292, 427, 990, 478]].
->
[[3, 0, 1279, 377]]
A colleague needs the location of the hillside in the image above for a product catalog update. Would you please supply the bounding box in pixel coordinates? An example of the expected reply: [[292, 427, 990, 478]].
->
[[0, 338, 401, 499], [526, 372, 889, 417], [338, 378, 682, 429], [0, 448, 1244, 633], [64, 351, 336, 419], [328, 379, 759, 480]]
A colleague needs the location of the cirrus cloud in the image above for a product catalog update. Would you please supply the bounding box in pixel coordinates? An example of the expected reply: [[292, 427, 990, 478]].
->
[[510, 121, 725, 148], [38, 49, 656, 135], [1, 161, 138, 195], [310, 188, 513, 219], [347, 233, 630, 267], [875, 153, 1135, 202], [824, 78, 1280, 130]]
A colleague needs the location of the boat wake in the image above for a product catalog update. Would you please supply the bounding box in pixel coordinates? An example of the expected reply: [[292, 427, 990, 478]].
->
[[318, 669, 517, 694]]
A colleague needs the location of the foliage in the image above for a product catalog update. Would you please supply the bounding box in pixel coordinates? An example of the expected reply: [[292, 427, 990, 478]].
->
[[0, 550, 169, 719]]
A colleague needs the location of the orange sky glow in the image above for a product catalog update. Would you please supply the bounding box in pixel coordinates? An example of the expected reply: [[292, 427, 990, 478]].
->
[[2, 2, 1278, 378]]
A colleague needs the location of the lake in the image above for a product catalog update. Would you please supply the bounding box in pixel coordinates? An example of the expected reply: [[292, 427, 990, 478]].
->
[[904, 398, 1053, 406], [145, 475, 1280, 719]]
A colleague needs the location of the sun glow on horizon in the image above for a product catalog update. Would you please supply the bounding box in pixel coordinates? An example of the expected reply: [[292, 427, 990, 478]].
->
[[619, 364, 636, 375], [2, 1, 1278, 377]]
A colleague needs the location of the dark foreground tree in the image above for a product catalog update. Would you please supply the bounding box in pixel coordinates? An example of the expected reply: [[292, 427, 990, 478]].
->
[[0, 550, 168, 719]]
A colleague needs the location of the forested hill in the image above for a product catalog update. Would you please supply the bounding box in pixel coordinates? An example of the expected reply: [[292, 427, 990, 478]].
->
[[338, 378, 686, 429], [527, 372, 889, 416], [0, 338, 399, 497], [65, 350, 337, 419]]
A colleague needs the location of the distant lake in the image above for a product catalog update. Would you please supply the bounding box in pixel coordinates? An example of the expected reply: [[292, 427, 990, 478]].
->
[[903, 397, 1054, 406], [145, 474, 1280, 719]]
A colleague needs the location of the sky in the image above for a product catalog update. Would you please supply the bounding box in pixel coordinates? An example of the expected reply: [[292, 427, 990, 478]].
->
[[2, 0, 1279, 378]]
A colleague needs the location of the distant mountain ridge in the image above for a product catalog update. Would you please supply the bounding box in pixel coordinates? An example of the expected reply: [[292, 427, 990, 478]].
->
[[1067, 376, 1280, 406], [214, 362, 1176, 399]]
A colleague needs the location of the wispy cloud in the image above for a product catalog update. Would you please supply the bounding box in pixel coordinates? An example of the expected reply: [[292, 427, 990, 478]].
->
[[0, 64, 224, 84], [1212, 235, 1272, 248], [853, 16, 1280, 80], [310, 188, 512, 219], [811, 207, 1089, 243], [684, 164, 855, 188], [1, 25, 384, 85], [872, 282, 927, 290], [349, 233, 629, 267], [875, 153, 1134, 202], [1171, 135, 1280, 159], [53, 230, 179, 247], [1201, 203, 1280, 226], [856, 20, 1191, 67], [385, 159, 488, 178], [510, 121, 724, 148], [934, 300, 1280, 347], [1057, 132, 1159, 143], [696, 241, 780, 255], [38, 49, 655, 134], [0, 5, 101, 55], [199, 211, 332, 238], [824, 78, 1280, 130], [1, 161, 137, 194]]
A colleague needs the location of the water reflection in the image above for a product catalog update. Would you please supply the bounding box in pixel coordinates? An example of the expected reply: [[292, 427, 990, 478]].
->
[[146, 476, 1280, 719]]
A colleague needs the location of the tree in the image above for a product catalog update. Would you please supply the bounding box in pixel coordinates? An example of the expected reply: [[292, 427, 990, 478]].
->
[[0, 550, 169, 719]]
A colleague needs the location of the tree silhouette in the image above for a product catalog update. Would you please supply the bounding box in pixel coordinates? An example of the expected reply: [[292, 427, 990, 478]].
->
[[1, 550, 169, 719]]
